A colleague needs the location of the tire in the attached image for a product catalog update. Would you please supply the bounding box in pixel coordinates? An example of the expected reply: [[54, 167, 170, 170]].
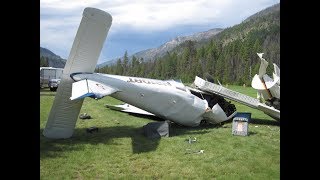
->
[[50, 87, 57, 91]]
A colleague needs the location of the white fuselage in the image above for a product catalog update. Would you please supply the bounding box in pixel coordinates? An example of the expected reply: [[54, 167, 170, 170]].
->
[[73, 73, 209, 126]]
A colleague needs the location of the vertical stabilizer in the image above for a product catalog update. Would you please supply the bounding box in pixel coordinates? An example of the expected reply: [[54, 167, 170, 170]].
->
[[257, 53, 268, 78], [43, 8, 112, 139]]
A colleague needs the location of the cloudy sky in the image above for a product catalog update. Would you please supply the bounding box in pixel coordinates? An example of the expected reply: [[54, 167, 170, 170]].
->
[[40, 0, 279, 64]]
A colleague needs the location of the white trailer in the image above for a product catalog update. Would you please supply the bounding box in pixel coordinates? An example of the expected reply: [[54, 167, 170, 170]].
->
[[40, 67, 63, 88]]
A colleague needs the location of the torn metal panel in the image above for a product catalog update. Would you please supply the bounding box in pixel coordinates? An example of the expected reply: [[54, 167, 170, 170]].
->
[[253, 53, 280, 100], [252, 74, 280, 99], [202, 104, 237, 124]]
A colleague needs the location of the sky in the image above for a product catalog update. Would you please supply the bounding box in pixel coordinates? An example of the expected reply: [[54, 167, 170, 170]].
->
[[40, 0, 280, 64]]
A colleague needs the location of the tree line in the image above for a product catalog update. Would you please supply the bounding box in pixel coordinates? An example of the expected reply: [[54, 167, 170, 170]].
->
[[97, 30, 279, 85]]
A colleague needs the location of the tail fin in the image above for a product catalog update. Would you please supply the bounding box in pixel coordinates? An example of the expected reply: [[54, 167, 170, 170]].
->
[[273, 63, 280, 86], [43, 8, 112, 139], [257, 53, 269, 78], [251, 53, 280, 100], [70, 79, 118, 100]]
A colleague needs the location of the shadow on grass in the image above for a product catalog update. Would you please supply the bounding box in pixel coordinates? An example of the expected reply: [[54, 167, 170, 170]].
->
[[248, 131, 258, 136], [40, 126, 157, 159], [169, 122, 221, 137], [40, 123, 214, 159], [250, 118, 280, 126], [40, 88, 52, 92], [40, 88, 56, 96], [127, 113, 164, 121]]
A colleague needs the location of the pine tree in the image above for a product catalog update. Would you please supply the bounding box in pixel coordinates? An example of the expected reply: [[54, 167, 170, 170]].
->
[[115, 58, 123, 75], [123, 51, 129, 75]]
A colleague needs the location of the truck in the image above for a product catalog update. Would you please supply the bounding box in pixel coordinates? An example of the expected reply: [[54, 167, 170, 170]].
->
[[40, 67, 63, 90]]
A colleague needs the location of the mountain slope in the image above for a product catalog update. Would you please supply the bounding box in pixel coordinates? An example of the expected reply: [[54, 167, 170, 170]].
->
[[98, 28, 223, 67], [134, 28, 223, 60], [40, 47, 66, 68]]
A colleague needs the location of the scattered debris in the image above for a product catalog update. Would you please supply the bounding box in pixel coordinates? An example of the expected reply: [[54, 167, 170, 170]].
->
[[185, 149, 204, 154], [186, 137, 197, 144], [86, 126, 98, 133], [79, 113, 92, 119]]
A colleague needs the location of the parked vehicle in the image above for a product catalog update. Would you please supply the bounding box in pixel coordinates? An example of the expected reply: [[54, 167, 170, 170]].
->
[[40, 67, 63, 88], [48, 78, 61, 91]]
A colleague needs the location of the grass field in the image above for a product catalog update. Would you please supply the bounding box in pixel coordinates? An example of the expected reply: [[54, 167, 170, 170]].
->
[[40, 85, 279, 179]]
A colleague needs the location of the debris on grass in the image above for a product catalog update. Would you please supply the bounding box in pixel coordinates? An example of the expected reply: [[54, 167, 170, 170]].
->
[[185, 149, 204, 154], [186, 137, 197, 144], [79, 113, 92, 120]]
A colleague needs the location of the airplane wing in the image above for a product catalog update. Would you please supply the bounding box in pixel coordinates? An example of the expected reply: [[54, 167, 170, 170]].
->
[[70, 79, 119, 100], [193, 76, 280, 120], [105, 103, 155, 116], [257, 103, 280, 121]]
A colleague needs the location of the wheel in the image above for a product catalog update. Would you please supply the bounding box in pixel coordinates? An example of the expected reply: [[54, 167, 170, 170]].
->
[[50, 87, 57, 91]]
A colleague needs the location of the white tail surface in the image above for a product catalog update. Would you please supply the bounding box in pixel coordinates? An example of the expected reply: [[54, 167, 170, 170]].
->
[[273, 63, 280, 85], [43, 8, 112, 139], [257, 53, 269, 78], [70, 79, 118, 100]]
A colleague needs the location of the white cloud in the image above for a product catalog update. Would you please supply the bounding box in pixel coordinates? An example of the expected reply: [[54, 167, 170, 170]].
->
[[105, 0, 227, 31], [40, 0, 279, 60], [40, 0, 101, 10]]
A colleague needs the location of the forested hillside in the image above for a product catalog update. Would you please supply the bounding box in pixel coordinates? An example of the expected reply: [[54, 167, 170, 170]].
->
[[40, 47, 66, 68], [97, 3, 279, 85]]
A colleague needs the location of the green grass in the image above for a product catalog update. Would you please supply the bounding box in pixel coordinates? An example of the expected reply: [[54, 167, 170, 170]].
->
[[40, 86, 279, 179]]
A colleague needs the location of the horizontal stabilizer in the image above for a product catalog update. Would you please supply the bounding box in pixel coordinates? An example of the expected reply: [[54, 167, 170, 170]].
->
[[70, 79, 118, 100], [273, 63, 280, 77], [257, 53, 268, 78], [273, 63, 280, 85], [105, 103, 155, 116]]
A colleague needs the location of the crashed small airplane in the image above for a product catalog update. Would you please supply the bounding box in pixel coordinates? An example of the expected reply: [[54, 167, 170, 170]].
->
[[43, 8, 279, 139], [43, 7, 237, 139]]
